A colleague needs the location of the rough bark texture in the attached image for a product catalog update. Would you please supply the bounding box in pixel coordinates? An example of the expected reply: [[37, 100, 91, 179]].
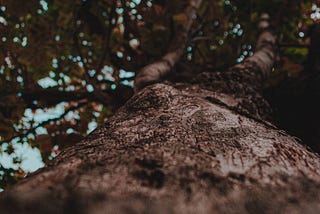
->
[[1, 14, 320, 214], [1, 82, 320, 214]]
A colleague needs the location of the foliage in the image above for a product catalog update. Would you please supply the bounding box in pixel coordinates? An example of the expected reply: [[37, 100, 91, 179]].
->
[[0, 0, 318, 189]]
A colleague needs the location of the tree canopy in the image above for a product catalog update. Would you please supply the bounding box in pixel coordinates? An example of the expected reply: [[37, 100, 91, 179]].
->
[[0, 0, 319, 190]]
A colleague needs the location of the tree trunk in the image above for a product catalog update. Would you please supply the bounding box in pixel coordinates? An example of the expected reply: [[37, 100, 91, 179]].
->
[[1, 14, 320, 214], [1, 82, 320, 214]]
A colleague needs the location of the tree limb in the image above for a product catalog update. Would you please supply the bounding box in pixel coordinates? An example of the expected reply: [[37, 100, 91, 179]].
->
[[134, 0, 203, 92], [234, 13, 277, 80], [192, 14, 277, 122]]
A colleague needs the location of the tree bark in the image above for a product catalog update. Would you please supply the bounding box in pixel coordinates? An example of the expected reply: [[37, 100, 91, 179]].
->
[[1, 14, 320, 214]]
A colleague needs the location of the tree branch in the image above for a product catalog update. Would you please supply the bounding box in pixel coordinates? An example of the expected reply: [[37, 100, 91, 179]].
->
[[234, 13, 277, 80], [192, 14, 278, 122], [134, 0, 203, 92]]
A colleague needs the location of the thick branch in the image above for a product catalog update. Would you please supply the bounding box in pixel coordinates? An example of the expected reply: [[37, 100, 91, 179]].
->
[[134, 0, 203, 92], [234, 13, 277, 80], [193, 14, 277, 122]]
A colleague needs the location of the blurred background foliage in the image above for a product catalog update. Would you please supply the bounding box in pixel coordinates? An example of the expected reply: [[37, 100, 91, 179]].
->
[[0, 0, 319, 189]]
